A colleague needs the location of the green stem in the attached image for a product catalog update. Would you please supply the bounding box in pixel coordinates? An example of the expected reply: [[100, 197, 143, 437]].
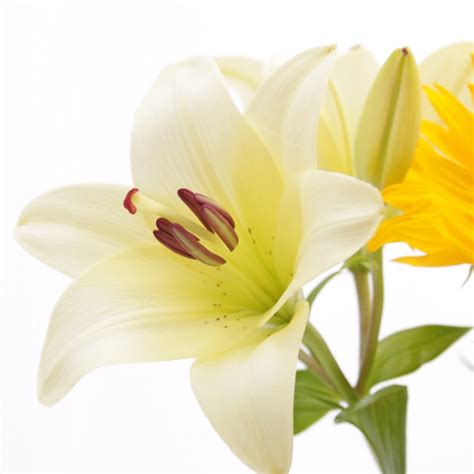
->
[[352, 266, 372, 366], [303, 322, 358, 403], [298, 349, 336, 390], [356, 248, 385, 395]]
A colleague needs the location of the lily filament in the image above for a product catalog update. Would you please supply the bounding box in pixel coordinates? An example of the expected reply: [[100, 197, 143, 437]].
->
[[124, 187, 238, 266]]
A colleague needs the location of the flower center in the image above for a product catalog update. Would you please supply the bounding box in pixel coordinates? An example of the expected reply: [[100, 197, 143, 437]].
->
[[124, 188, 238, 266]]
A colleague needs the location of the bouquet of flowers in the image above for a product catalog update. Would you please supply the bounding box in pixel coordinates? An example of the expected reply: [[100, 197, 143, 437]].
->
[[15, 42, 473, 473]]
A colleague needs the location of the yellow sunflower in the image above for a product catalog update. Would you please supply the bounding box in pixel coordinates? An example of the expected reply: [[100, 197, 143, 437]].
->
[[369, 81, 474, 266]]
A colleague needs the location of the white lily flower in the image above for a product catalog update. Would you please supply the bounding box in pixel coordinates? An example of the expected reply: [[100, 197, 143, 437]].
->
[[15, 49, 383, 473], [222, 43, 473, 187]]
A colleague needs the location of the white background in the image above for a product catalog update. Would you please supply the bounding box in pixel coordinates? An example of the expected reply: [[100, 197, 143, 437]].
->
[[2, 0, 474, 472]]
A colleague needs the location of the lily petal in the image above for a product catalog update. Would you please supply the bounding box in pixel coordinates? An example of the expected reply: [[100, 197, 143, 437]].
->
[[216, 56, 265, 109], [329, 47, 379, 141], [15, 184, 153, 277], [38, 245, 269, 406], [245, 46, 337, 176], [130, 57, 284, 262], [296, 171, 383, 285], [267, 171, 383, 324], [317, 47, 378, 174], [191, 300, 309, 474], [131, 57, 279, 215], [420, 42, 474, 120]]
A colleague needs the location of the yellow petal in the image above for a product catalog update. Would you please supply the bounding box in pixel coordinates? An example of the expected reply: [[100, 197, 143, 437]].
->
[[190, 300, 309, 474], [354, 48, 421, 189], [394, 251, 468, 267], [15, 184, 153, 277], [38, 245, 272, 406], [245, 46, 337, 176], [420, 42, 474, 121]]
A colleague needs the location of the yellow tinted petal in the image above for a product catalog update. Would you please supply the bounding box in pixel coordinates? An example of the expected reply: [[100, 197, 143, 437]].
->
[[38, 245, 271, 406], [15, 184, 154, 277], [191, 300, 308, 474]]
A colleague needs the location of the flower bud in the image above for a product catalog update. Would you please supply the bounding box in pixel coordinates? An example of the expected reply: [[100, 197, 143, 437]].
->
[[353, 48, 421, 189]]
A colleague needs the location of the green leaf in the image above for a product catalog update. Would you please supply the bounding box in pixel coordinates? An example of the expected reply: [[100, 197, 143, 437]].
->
[[369, 325, 471, 387], [336, 385, 407, 474], [306, 270, 341, 306], [293, 370, 341, 434]]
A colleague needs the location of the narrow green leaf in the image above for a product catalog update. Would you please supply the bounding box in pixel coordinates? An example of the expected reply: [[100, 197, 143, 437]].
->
[[294, 370, 341, 434], [336, 385, 407, 474], [306, 270, 341, 306], [369, 325, 471, 387]]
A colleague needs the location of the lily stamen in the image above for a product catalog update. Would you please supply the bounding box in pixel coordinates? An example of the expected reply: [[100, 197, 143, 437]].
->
[[154, 218, 226, 265], [177, 188, 214, 232], [170, 223, 226, 266], [201, 204, 239, 251], [178, 188, 236, 231], [153, 228, 195, 260]]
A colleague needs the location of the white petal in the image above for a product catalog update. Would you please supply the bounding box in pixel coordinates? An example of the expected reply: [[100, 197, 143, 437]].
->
[[216, 56, 265, 109], [265, 171, 383, 324], [131, 57, 280, 213], [330, 47, 379, 140], [15, 184, 153, 277], [420, 42, 474, 121], [296, 171, 383, 283], [191, 300, 309, 474], [245, 46, 337, 177], [317, 47, 378, 174], [131, 56, 285, 272], [38, 245, 269, 406]]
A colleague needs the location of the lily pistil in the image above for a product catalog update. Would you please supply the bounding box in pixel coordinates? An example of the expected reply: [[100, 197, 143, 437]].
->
[[124, 187, 239, 266]]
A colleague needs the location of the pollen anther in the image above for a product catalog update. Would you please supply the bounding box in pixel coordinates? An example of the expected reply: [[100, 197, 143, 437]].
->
[[178, 188, 238, 250]]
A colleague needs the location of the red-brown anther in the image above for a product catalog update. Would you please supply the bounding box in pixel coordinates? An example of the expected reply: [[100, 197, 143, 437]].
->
[[156, 217, 175, 236], [153, 229, 196, 259], [201, 204, 239, 251], [171, 223, 226, 266], [126, 187, 237, 265], [123, 188, 139, 214], [194, 193, 235, 228], [177, 188, 214, 232]]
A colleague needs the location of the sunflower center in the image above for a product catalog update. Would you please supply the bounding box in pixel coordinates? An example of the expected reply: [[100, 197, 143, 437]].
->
[[124, 188, 238, 266]]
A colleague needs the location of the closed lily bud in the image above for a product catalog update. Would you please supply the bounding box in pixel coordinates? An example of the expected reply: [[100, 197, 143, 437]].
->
[[353, 48, 421, 190]]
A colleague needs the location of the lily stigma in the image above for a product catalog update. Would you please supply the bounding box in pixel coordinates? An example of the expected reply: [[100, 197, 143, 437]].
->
[[15, 49, 383, 473]]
